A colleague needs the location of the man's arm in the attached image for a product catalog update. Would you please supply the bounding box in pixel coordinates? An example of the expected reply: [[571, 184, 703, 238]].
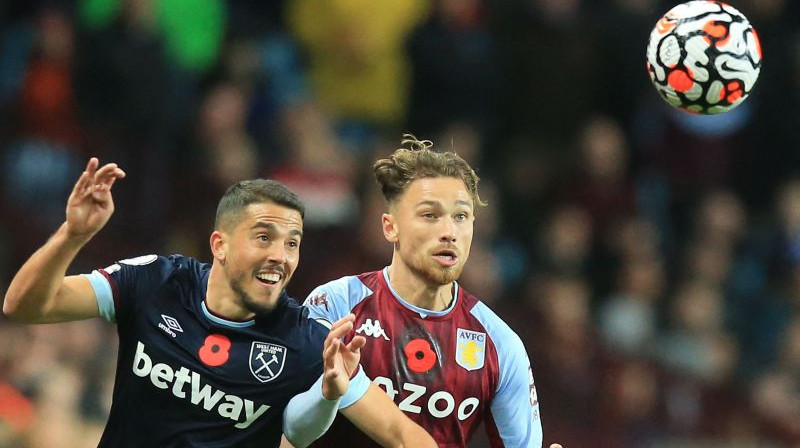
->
[[3, 158, 125, 323], [282, 315, 368, 448], [281, 382, 437, 448], [340, 383, 437, 448]]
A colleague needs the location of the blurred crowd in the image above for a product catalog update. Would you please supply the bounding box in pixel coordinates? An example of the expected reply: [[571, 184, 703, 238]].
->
[[0, 0, 799, 447]]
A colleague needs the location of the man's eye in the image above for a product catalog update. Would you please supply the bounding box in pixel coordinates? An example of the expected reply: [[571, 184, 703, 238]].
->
[[258, 235, 270, 242]]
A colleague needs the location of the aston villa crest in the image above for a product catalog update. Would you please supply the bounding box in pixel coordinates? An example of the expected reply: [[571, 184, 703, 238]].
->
[[455, 328, 486, 371], [249, 342, 287, 383]]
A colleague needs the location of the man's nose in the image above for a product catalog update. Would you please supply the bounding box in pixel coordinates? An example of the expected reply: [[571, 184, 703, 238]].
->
[[266, 242, 288, 263], [439, 219, 457, 243]]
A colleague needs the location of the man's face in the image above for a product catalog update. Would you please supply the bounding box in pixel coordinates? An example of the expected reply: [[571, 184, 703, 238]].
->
[[385, 177, 475, 285], [219, 202, 303, 315]]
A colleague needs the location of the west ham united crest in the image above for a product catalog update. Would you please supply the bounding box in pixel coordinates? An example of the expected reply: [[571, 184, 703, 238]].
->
[[456, 328, 486, 371], [249, 342, 287, 383]]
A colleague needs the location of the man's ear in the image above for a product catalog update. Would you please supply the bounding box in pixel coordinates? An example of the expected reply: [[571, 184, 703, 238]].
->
[[210, 230, 227, 262], [382, 213, 398, 244]]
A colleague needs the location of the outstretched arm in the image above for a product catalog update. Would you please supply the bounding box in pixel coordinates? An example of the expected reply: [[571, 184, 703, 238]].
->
[[3, 158, 125, 323], [340, 382, 436, 448], [283, 315, 368, 448]]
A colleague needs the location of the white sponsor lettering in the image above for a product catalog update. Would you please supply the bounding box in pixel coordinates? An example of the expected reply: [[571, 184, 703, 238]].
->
[[458, 397, 480, 420], [374, 376, 479, 421], [399, 382, 425, 413], [528, 366, 539, 408], [428, 390, 456, 418], [158, 322, 178, 338], [133, 341, 270, 429]]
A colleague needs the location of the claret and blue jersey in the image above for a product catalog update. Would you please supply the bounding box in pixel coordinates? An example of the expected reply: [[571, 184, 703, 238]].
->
[[303, 268, 543, 448], [82, 254, 361, 448]]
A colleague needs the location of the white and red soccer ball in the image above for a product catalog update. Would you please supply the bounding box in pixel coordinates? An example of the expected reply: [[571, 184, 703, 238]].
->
[[646, 1, 762, 114]]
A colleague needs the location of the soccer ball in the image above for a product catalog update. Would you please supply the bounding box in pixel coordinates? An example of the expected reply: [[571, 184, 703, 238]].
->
[[646, 1, 762, 114]]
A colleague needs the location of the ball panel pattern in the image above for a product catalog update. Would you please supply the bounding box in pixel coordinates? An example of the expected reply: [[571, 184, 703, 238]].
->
[[646, 1, 762, 114]]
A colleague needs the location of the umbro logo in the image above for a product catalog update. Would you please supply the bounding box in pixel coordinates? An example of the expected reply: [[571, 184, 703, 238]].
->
[[158, 314, 183, 338], [355, 318, 390, 341]]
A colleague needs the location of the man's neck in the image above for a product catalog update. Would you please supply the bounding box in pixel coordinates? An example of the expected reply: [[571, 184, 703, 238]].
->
[[386, 261, 454, 312]]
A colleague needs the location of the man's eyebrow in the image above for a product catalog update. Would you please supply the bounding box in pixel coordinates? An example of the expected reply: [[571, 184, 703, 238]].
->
[[252, 222, 303, 238], [252, 222, 277, 232], [414, 200, 473, 209]]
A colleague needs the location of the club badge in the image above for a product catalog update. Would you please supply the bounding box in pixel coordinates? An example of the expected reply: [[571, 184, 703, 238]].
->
[[456, 328, 486, 371], [249, 342, 287, 383]]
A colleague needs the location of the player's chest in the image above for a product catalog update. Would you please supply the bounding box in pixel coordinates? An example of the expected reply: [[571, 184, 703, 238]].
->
[[127, 300, 316, 398], [351, 303, 496, 418]]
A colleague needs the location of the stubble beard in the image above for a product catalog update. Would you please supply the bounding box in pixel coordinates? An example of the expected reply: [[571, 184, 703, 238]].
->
[[407, 254, 462, 286], [230, 276, 281, 317]]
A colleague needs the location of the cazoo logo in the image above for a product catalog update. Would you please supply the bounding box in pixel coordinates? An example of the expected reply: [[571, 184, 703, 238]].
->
[[373, 377, 479, 421]]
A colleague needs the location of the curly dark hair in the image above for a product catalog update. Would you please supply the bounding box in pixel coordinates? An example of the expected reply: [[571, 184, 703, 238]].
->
[[373, 134, 487, 208]]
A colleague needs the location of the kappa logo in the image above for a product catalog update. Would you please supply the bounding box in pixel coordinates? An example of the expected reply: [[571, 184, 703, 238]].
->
[[355, 318, 390, 341], [249, 342, 287, 383], [158, 315, 183, 338]]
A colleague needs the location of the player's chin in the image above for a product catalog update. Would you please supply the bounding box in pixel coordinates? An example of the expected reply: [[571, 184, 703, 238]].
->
[[428, 265, 461, 285], [242, 291, 282, 315]]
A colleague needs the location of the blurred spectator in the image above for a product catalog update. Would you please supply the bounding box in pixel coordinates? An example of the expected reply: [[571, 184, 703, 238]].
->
[[492, 0, 601, 144], [595, 358, 666, 448], [531, 203, 594, 280], [562, 115, 637, 236], [2, 5, 86, 271], [267, 100, 359, 229], [406, 0, 500, 137], [77, 0, 226, 74], [750, 315, 800, 444], [736, 0, 800, 210], [287, 0, 428, 146], [512, 273, 606, 448], [492, 136, 560, 247], [598, 255, 664, 357], [657, 280, 737, 384], [1, 0, 799, 446]]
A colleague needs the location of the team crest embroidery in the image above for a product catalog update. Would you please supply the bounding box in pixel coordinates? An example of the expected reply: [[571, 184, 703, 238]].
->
[[249, 342, 287, 383], [455, 328, 486, 371], [304, 292, 329, 311]]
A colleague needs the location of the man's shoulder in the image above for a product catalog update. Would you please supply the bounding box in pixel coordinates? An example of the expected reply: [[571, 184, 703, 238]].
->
[[458, 288, 523, 347], [105, 254, 206, 276], [305, 270, 381, 305], [274, 298, 330, 345], [302, 270, 383, 323]]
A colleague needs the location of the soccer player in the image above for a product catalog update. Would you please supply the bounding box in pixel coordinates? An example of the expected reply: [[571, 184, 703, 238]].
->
[[302, 136, 560, 448], [3, 158, 436, 448]]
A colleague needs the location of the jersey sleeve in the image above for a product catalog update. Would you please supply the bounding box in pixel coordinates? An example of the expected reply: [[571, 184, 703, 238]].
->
[[82, 254, 176, 325], [472, 303, 543, 448], [302, 276, 371, 326], [282, 367, 370, 447], [488, 335, 542, 448]]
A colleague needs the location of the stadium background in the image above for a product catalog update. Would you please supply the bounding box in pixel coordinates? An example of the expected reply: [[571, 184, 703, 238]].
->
[[0, 0, 798, 446]]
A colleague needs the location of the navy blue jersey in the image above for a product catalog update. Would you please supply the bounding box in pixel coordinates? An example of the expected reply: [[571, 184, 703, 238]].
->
[[83, 254, 351, 448]]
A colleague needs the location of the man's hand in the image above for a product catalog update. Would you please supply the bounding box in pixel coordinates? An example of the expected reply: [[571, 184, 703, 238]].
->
[[321, 314, 367, 400], [65, 158, 126, 241]]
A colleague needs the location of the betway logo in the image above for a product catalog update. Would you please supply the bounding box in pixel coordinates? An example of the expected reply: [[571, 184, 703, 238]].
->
[[132, 342, 269, 429]]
